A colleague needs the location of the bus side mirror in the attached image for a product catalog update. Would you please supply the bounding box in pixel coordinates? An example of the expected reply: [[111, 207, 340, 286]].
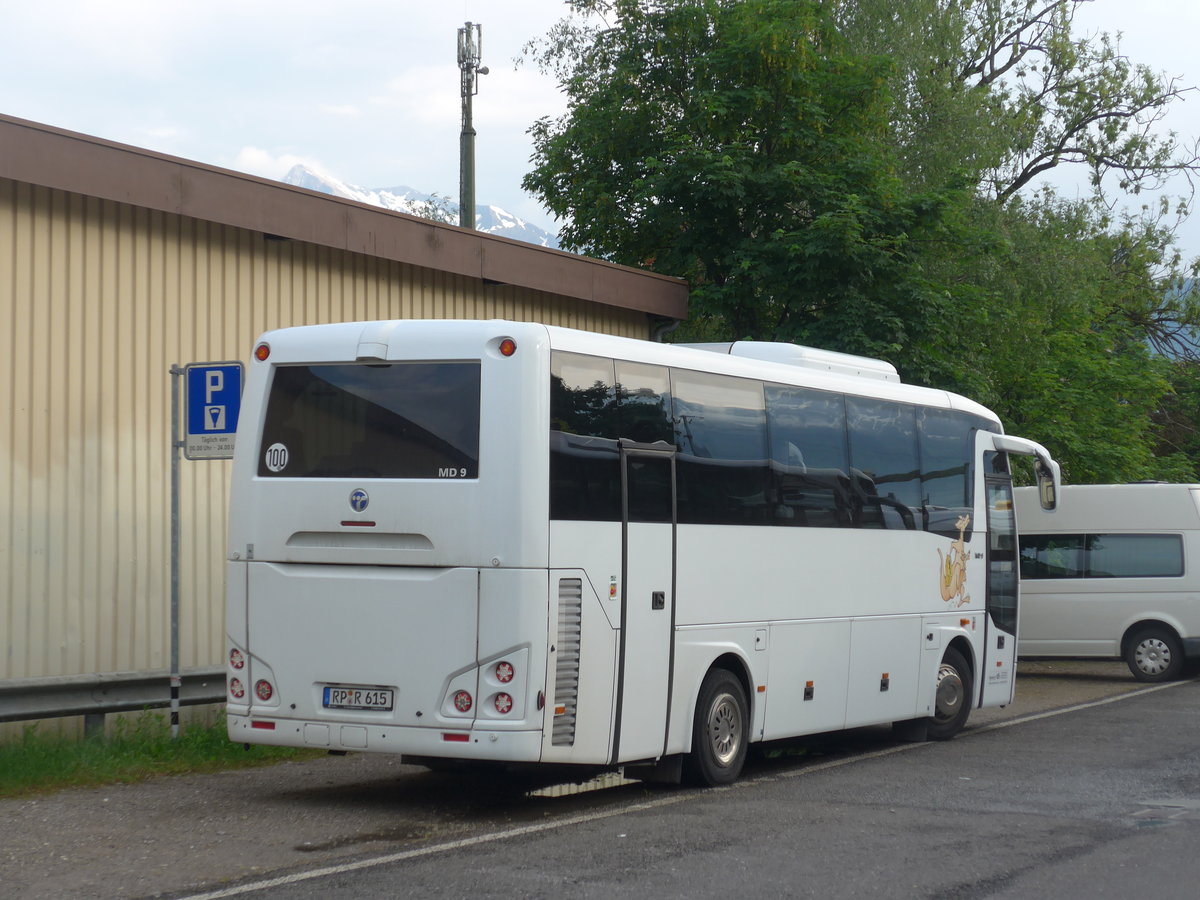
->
[[1036, 462, 1057, 511]]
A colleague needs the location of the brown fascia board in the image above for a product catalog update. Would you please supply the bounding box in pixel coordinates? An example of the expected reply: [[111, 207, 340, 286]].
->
[[0, 113, 687, 319]]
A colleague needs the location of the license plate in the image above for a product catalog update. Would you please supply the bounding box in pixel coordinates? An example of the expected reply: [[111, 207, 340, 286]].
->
[[322, 685, 394, 711]]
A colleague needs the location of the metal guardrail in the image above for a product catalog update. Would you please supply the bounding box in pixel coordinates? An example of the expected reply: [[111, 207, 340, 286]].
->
[[0, 667, 226, 734]]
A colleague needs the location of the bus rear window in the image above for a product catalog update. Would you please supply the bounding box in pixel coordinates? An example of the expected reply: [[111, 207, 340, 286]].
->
[[257, 363, 480, 479]]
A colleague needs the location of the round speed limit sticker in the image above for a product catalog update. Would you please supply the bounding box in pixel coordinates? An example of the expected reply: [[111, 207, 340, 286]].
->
[[264, 443, 289, 472]]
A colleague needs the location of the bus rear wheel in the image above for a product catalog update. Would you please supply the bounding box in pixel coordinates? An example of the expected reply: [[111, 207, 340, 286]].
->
[[1125, 626, 1183, 682], [927, 647, 972, 740], [686, 668, 749, 787]]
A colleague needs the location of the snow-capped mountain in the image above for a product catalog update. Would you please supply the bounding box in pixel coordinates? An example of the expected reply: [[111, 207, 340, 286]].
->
[[282, 165, 559, 249]]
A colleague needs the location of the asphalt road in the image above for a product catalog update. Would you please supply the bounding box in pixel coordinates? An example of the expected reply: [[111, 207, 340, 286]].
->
[[1, 660, 1196, 900]]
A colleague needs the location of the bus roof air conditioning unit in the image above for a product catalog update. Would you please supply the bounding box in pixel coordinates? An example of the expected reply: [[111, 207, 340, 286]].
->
[[681, 342, 900, 382]]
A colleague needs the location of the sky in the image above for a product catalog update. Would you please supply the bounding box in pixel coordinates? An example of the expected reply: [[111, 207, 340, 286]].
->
[[1, 0, 1199, 257]]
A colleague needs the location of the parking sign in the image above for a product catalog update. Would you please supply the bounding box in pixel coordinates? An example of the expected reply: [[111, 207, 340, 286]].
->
[[185, 362, 243, 459]]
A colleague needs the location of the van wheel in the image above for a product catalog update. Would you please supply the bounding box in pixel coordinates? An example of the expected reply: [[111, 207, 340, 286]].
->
[[927, 647, 972, 740], [1125, 627, 1183, 682], [685, 669, 748, 786]]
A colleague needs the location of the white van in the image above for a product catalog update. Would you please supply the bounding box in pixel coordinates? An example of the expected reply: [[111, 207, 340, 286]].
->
[[1013, 483, 1200, 681]]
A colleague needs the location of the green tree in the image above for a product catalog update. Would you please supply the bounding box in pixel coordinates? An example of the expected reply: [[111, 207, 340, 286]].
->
[[835, 0, 1200, 206], [833, 0, 1200, 480], [524, 0, 1200, 483], [938, 193, 1196, 482], [523, 0, 954, 353]]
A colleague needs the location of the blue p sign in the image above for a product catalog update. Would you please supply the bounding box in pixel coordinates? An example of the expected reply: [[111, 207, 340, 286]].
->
[[185, 362, 243, 459]]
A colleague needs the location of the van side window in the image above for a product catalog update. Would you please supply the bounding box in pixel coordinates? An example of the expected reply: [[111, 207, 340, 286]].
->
[[1020, 533, 1184, 579], [1086, 534, 1184, 578], [1019, 534, 1085, 578]]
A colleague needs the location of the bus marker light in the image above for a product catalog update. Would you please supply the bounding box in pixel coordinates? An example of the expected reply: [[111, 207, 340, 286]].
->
[[254, 343, 270, 361], [499, 338, 517, 357], [495, 661, 514, 683], [453, 690, 473, 712], [960, 619, 971, 628], [255, 680, 274, 701], [554, 705, 567, 716], [340, 520, 376, 527], [495, 693, 513, 714], [443, 732, 470, 742], [757, 685, 766, 693], [251, 720, 276, 730]]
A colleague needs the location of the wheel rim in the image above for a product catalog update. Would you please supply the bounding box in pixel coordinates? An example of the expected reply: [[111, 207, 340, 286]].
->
[[1134, 637, 1172, 676], [706, 691, 742, 767], [934, 663, 964, 723]]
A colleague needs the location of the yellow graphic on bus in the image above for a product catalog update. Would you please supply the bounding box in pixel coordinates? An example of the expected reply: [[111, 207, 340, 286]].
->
[[938, 515, 971, 607]]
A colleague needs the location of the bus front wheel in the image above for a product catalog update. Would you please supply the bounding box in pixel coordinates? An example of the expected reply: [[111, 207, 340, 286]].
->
[[686, 668, 749, 787], [927, 647, 972, 740], [1125, 626, 1183, 682]]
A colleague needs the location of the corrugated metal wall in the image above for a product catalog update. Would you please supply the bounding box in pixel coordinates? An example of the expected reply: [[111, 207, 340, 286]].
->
[[0, 177, 648, 685]]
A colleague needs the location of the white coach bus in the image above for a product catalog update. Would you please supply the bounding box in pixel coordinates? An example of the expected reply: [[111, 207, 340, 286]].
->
[[225, 320, 1059, 785], [1015, 483, 1200, 682]]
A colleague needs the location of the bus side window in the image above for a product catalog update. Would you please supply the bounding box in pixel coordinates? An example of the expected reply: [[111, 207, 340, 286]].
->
[[672, 371, 770, 526], [550, 353, 621, 522], [918, 408, 991, 538], [846, 397, 921, 530], [764, 385, 852, 527], [615, 361, 674, 445]]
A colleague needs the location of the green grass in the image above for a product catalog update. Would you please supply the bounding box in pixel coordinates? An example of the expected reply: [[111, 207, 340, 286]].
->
[[0, 712, 320, 799]]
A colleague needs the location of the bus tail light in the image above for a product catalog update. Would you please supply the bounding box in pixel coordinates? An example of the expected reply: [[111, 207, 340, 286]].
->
[[229, 678, 245, 700], [495, 661, 514, 683], [494, 693, 513, 714], [255, 679, 274, 702], [229, 648, 245, 670], [453, 690, 473, 713]]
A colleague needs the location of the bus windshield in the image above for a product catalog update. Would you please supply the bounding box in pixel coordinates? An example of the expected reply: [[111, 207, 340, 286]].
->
[[256, 362, 481, 479]]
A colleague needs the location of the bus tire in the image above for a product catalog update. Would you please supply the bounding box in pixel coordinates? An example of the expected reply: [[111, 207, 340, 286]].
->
[[927, 647, 971, 740], [686, 668, 749, 786], [1125, 626, 1183, 682]]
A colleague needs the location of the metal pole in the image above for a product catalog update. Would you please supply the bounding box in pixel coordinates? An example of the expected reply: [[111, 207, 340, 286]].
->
[[460, 87, 476, 228], [458, 21, 486, 230], [169, 364, 183, 739]]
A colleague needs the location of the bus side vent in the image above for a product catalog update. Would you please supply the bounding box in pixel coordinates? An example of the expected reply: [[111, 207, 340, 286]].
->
[[553, 578, 583, 746]]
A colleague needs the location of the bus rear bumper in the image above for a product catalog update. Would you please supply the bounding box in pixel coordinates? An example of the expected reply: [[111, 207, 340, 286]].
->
[[228, 713, 544, 761]]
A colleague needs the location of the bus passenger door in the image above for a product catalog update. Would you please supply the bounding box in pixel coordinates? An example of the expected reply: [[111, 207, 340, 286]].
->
[[612, 441, 676, 764], [976, 443, 1020, 708], [976, 433, 1058, 709]]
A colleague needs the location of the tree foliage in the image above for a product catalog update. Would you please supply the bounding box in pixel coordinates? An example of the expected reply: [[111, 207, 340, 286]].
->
[[525, 0, 950, 351], [837, 0, 1200, 205], [522, 0, 1200, 483]]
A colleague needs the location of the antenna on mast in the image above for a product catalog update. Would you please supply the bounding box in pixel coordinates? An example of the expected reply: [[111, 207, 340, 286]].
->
[[457, 21, 488, 230]]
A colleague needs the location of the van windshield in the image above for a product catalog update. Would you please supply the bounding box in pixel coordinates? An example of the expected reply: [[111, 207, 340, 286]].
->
[[257, 362, 481, 479]]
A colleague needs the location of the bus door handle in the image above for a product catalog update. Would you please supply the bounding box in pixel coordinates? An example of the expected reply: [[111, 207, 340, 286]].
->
[[651, 591, 665, 610]]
